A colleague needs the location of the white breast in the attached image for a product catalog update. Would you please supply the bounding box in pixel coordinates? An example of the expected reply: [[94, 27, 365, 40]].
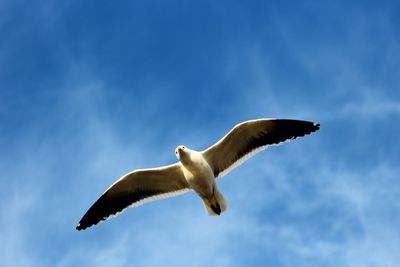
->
[[180, 150, 215, 197]]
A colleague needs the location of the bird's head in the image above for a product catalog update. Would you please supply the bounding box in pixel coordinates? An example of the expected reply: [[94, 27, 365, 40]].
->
[[175, 145, 188, 160]]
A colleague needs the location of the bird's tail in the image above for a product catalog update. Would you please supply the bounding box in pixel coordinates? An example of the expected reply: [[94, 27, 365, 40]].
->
[[202, 188, 228, 216]]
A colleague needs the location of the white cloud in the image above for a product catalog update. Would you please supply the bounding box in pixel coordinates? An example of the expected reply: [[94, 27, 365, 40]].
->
[[339, 91, 400, 118], [56, 233, 131, 267], [0, 188, 41, 267]]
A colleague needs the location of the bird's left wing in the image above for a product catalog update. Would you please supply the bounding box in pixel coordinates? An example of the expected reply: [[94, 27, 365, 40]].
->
[[76, 163, 189, 231], [202, 119, 320, 178]]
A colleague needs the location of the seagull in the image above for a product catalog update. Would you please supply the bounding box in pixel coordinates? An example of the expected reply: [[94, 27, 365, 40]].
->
[[76, 118, 320, 230]]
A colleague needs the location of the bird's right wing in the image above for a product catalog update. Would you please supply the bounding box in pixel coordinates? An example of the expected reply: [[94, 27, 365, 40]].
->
[[76, 163, 189, 231]]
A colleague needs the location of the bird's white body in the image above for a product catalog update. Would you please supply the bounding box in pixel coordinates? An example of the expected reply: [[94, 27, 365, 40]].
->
[[176, 146, 227, 215]]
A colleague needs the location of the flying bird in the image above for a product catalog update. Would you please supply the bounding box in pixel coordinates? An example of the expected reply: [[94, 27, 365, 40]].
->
[[76, 118, 320, 230]]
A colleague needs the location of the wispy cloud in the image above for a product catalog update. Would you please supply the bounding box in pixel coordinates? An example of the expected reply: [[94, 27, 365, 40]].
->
[[0, 188, 41, 267], [339, 90, 400, 118]]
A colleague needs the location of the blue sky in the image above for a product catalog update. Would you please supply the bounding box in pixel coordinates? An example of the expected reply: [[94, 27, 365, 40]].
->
[[1, 0, 400, 266]]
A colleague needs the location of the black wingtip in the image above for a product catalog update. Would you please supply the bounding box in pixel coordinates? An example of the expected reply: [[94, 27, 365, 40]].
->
[[76, 223, 85, 231]]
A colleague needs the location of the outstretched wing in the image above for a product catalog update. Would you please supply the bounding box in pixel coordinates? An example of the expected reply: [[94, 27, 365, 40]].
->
[[76, 163, 189, 231], [202, 119, 320, 178]]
